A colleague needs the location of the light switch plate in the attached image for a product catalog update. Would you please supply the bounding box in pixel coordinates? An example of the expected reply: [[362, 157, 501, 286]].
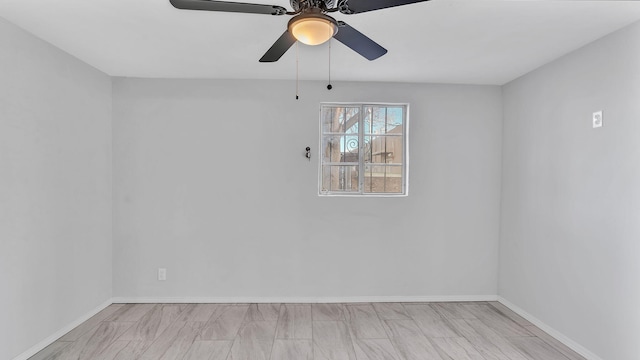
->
[[158, 268, 167, 281], [593, 111, 603, 128]]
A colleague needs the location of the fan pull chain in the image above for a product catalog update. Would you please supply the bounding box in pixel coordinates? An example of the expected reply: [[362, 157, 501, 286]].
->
[[327, 40, 333, 90], [295, 42, 299, 100]]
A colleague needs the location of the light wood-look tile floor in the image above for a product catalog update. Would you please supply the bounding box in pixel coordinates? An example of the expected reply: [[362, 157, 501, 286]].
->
[[29, 301, 586, 360]]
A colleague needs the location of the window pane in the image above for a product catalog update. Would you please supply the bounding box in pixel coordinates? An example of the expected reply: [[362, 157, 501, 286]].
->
[[385, 107, 404, 133], [322, 107, 341, 133], [364, 106, 403, 135], [364, 165, 403, 194], [364, 135, 402, 164], [322, 165, 359, 192], [344, 107, 360, 134], [322, 106, 359, 134], [364, 106, 385, 134], [363, 107, 371, 134], [322, 135, 359, 164]]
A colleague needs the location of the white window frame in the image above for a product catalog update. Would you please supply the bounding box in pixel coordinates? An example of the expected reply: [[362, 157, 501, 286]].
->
[[318, 102, 409, 197]]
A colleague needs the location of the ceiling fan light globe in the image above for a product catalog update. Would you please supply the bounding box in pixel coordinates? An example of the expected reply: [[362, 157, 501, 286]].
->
[[289, 15, 337, 46]]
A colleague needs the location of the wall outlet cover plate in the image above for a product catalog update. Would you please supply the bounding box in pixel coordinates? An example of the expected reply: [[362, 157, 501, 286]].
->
[[593, 111, 603, 128]]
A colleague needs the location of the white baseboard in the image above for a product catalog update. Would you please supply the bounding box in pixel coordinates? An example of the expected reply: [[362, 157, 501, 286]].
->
[[112, 294, 498, 304], [12, 298, 113, 360], [497, 297, 602, 360]]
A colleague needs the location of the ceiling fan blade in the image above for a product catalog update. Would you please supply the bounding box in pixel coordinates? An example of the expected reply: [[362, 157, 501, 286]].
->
[[338, 0, 430, 14], [170, 0, 287, 15], [259, 31, 297, 62], [333, 22, 387, 61]]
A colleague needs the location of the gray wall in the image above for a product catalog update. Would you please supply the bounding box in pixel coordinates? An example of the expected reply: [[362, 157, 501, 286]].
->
[[500, 21, 640, 360], [8, 9, 638, 360], [0, 17, 113, 360], [112, 79, 503, 300]]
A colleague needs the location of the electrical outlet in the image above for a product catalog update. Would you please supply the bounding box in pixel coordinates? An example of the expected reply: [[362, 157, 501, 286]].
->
[[158, 268, 167, 281], [593, 111, 603, 128]]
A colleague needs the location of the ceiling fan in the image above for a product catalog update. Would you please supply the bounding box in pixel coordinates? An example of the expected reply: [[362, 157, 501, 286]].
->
[[170, 0, 431, 62]]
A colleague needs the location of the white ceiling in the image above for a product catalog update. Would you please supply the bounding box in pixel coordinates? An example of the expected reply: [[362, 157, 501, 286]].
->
[[1, 0, 640, 84]]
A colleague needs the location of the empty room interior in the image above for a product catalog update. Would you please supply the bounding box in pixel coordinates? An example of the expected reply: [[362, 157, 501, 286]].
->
[[1, 0, 639, 359]]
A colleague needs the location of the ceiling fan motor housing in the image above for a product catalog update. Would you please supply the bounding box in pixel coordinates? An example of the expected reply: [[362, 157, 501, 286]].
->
[[290, 0, 336, 13]]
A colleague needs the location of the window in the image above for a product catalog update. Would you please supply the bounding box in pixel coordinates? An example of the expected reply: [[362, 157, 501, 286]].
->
[[319, 103, 408, 196]]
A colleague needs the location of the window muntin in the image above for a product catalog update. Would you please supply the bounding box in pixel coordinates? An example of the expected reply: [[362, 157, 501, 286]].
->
[[320, 103, 408, 196]]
